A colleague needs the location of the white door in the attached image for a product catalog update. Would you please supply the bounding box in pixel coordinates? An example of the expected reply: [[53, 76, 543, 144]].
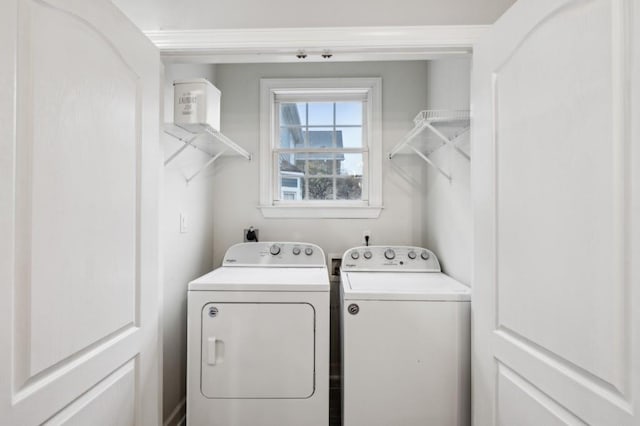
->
[[0, 0, 161, 424], [472, 0, 639, 425]]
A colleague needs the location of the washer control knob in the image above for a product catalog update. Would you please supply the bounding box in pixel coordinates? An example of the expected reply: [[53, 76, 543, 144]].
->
[[304, 247, 314, 256], [407, 250, 417, 260], [292, 247, 301, 255], [269, 244, 281, 256], [363, 250, 372, 259], [384, 249, 396, 260], [350, 251, 360, 260], [421, 250, 430, 260]]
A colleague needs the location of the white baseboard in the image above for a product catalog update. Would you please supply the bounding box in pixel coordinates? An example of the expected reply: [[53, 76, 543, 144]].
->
[[164, 398, 186, 426]]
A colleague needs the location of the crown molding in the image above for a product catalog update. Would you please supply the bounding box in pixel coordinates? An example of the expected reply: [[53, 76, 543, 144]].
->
[[145, 25, 488, 63]]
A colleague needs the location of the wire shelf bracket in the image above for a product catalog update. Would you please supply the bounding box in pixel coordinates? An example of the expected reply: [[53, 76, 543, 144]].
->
[[164, 124, 251, 183], [388, 109, 470, 181]]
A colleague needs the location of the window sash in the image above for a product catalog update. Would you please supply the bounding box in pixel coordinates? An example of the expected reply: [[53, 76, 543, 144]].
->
[[273, 150, 369, 203], [259, 77, 382, 217], [275, 93, 368, 103], [276, 101, 366, 148], [273, 96, 368, 203], [274, 148, 367, 154]]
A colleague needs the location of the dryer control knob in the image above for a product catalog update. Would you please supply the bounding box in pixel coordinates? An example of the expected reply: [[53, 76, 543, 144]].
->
[[304, 247, 314, 256], [270, 244, 281, 255], [363, 251, 372, 259], [384, 249, 396, 260], [350, 251, 360, 260], [421, 250, 430, 260], [292, 247, 301, 255], [407, 250, 417, 259]]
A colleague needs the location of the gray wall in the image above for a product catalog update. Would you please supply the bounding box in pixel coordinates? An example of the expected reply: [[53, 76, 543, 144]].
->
[[113, 0, 515, 30], [421, 58, 472, 284], [211, 61, 430, 267], [162, 64, 217, 425]]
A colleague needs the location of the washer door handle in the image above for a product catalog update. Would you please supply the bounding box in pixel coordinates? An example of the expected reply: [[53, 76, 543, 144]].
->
[[207, 337, 217, 365]]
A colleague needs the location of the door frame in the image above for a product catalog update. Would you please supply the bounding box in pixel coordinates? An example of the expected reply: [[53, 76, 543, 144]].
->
[[149, 23, 481, 425]]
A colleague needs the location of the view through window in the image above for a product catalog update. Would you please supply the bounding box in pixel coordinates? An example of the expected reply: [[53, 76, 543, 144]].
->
[[276, 101, 366, 202]]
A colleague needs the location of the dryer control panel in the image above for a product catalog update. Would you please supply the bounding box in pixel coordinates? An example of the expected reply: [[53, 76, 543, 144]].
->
[[223, 242, 326, 267], [341, 246, 441, 272]]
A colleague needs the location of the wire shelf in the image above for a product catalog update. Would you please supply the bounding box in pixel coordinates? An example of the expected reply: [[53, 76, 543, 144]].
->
[[388, 109, 470, 181], [412, 109, 470, 126]]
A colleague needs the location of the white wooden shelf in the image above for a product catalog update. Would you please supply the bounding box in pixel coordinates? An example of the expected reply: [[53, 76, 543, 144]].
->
[[163, 124, 251, 183], [388, 109, 470, 181]]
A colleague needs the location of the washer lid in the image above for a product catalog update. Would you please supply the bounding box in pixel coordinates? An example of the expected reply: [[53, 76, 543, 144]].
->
[[342, 272, 471, 301], [189, 267, 329, 292]]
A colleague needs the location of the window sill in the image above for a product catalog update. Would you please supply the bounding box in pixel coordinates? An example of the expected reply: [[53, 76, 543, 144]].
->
[[258, 205, 383, 219]]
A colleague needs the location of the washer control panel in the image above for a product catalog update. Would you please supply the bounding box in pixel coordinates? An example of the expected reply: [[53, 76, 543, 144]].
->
[[223, 242, 326, 267], [341, 246, 440, 272]]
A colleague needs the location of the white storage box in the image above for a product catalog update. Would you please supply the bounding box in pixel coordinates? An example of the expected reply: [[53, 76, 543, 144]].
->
[[173, 78, 221, 132]]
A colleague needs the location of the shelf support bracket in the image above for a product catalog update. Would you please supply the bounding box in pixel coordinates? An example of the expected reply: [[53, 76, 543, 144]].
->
[[388, 121, 426, 159], [406, 144, 451, 181], [204, 127, 251, 160], [185, 150, 226, 184], [449, 127, 471, 160], [163, 123, 252, 183], [164, 133, 200, 166]]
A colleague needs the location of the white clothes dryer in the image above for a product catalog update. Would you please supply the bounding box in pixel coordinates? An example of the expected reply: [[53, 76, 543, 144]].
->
[[340, 246, 471, 426], [187, 242, 329, 426]]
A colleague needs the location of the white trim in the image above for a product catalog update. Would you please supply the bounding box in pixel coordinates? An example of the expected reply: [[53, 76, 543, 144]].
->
[[259, 205, 383, 219], [163, 397, 186, 426], [259, 78, 382, 219], [145, 25, 488, 63]]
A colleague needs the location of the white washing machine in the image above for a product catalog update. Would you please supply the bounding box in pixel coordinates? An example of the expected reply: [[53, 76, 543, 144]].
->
[[340, 246, 471, 426], [187, 242, 329, 426]]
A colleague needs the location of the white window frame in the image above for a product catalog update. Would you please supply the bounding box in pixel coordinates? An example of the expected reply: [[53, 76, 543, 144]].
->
[[259, 78, 383, 219]]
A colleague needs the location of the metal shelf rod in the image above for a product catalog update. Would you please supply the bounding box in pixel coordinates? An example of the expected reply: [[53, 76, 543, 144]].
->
[[204, 127, 251, 160], [388, 120, 427, 159], [164, 133, 200, 166], [186, 150, 226, 184], [406, 144, 451, 181]]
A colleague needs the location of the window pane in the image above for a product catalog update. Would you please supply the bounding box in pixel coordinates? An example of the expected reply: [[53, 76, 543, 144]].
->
[[306, 127, 334, 148], [282, 192, 297, 200], [308, 102, 333, 125], [279, 154, 304, 201], [280, 126, 305, 148], [282, 178, 298, 187], [279, 153, 304, 174], [280, 102, 306, 126], [306, 178, 334, 200], [307, 153, 334, 176], [336, 127, 362, 148], [335, 102, 362, 125], [336, 177, 362, 200], [337, 153, 363, 176]]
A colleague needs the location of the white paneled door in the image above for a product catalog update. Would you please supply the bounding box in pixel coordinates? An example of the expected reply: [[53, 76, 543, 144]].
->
[[472, 0, 639, 425], [0, 0, 161, 424]]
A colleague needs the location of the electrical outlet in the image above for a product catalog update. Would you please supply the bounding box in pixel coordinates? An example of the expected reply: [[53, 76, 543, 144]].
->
[[244, 228, 259, 242], [362, 230, 371, 245]]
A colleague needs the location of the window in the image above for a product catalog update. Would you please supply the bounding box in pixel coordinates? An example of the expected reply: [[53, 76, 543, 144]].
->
[[260, 78, 382, 218]]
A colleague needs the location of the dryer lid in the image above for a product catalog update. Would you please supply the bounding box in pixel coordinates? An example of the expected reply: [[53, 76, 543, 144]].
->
[[189, 267, 329, 292], [342, 272, 471, 301]]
